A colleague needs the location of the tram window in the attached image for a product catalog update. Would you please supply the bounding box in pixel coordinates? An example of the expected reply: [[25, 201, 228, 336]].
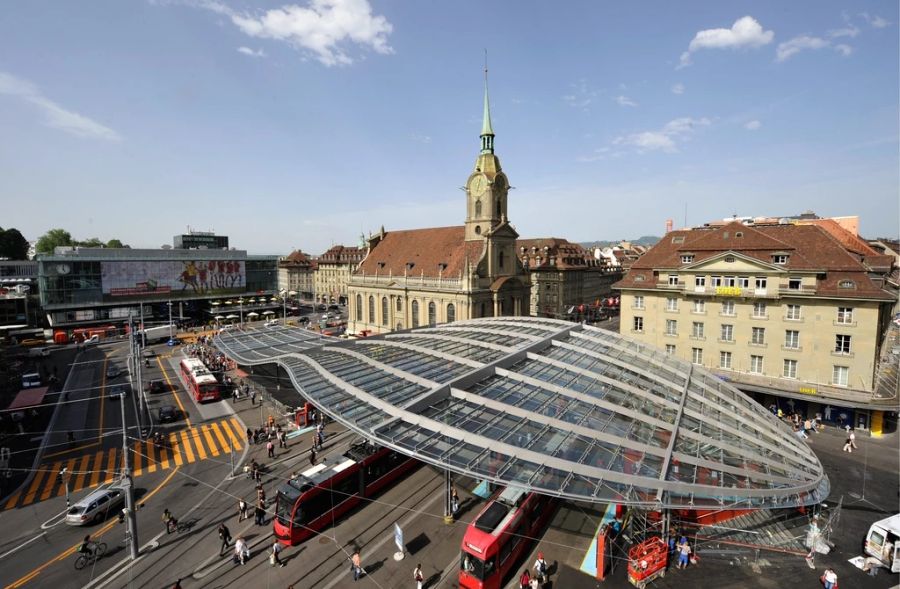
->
[[461, 553, 497, 581]]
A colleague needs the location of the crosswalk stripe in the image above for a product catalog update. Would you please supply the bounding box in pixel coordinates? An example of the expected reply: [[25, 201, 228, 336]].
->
[[145, 441, 157, 474], [4, 491, 21, 510], [220, 419, 243, 452], [158, 444, 171, 470], [179, 430, 196, 463], [89, 451, 104, 488], [229, 418, 247, 446], [168, 432, 183, 466], [40, 461, 62, 502], [201, 425, 220, 457], [72, 454, 91, 492], [133, 441, 143, 477], [192, 428, 208, 461], [104, 448, 118, 484], [210, 423, 231, 454], [54, 458, 77, 498], [21, 468, 48, 507]]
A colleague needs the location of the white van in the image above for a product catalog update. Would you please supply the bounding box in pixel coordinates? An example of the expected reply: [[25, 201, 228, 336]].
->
[[864, 513, 900, 573]]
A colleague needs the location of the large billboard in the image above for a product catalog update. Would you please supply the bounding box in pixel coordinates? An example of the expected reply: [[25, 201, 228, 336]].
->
[[101, 260, 245, 300]]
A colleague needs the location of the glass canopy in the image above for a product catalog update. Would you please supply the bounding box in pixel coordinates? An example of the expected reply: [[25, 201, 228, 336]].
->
[[215, 317, 828, 508]]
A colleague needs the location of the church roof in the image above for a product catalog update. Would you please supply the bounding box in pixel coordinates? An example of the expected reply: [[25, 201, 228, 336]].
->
[[518, 238, 592, 270], [356, 226, 484, 279]]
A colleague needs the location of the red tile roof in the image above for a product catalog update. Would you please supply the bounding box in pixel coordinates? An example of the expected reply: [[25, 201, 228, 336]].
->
[[356, 226, 483, 278], [517, 238, 592, 270]]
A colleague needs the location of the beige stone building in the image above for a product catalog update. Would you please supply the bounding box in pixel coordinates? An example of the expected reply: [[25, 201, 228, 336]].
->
[[314, 245, 364, 305], [278, 250, 316, 299], [347, 78, 529, 334], [517, 238, 621, 318], [615, 220, 897, 433]]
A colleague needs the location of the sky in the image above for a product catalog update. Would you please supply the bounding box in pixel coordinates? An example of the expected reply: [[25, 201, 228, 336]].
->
[[0, 1, 897, 255]]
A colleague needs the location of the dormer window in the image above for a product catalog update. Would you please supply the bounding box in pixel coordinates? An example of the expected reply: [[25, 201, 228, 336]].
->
[[838, 280, 856, 289], [672, 236, 685, 244], [773, 254, 789, 265], [405, 262, 415, 271], [681, 255, 694, 264], [724, 256, 735, 263]]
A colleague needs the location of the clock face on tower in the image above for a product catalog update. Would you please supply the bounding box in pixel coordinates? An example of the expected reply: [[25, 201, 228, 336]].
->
[[470, 175, 487, 196]]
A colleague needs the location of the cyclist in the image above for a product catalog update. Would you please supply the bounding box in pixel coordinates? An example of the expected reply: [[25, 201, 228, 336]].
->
[[162, 508, 178, 534], [79, 535, 95, 557]]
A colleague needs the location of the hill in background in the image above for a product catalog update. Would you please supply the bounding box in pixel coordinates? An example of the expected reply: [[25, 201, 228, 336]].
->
[[579, 235, 660, 249]]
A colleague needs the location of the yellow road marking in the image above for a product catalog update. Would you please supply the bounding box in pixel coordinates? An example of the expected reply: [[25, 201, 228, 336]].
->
[[98, 358, 107, 443], [72, 454, 90, 492], [229, 418, 246, 446], [4, 491, 21, 510], [39, 462, 62, 502], [21, 468, 47, 507], [5, 466, 181, 589], [201, 425, 219, 457], [43, 442, 98, 460], [53, 458, 77, 499], [220, 419, 243, 451], [145, 441, 157, 474], [158, 444, 170, 470], [191, 428, 208, 461], [168, 432, 183, 466], [103, 448, 118, 484], [88, 450, 103, 488], [132, 441, 143, 477], [157, 356, 191, 428], [210, 422, 230, 454], [179, 430, 196, 463]]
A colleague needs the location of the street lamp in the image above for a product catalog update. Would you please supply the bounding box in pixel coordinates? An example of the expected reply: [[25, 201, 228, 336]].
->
[[167, 301, 174, 343], [60, 467, 71, 507], [280, 289, 287, 323], [239, 298, 244, 329]]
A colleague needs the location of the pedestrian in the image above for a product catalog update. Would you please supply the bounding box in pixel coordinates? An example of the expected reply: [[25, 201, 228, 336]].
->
[[849, 429, 857, 449], [519, 568, 531, 589], [676, 537, 692, 569], [257, 485, 266, 504], [238, 498, 248, 521], [310, 446, 317, 466], [413, 563, 424, 589], [529, 577, 540, 589], [451, 486, 460, 515], [250, 390, 256, 405], [267, 439, 275, 459], [351, 550, 362, 581], [218, 523, 232, 556], [843, 434, 853, 453], [246, 427, 253, 445], [822, 567, 838, 589], [271, 539, 286, 567], [234, 536, 249, 565], [255, 500, 266, 526], [279, 430, 287, 449], [172, 579, 182, 589], [533, 551, 548, 584]]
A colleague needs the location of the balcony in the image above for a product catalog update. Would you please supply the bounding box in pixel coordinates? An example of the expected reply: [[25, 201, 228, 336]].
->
[[689, 286, 778, 299], [778, 284, 817, 295], [351, 274, 462, 290]]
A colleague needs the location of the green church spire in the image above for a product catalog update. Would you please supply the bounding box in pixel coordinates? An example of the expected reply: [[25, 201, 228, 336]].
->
[[480, 56, 494, 154]]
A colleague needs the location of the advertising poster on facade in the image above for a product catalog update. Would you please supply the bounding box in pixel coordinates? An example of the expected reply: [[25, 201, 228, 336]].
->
[[101, 260, 245, 300]]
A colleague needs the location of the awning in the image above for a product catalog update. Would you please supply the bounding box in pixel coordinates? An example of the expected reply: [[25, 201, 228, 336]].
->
[[214, 315, 225, 320], [226, 314, 238, 319], [262, 310, 275, 315], [8, 387, 49, 410], [247, 312, 259, 317]]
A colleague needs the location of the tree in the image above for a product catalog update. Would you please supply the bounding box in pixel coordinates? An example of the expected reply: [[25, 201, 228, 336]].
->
[[105, 238, 128, 249], [0, 228, 30, 260], [78, 237, 103, 248], [35, 229, 74, 254]]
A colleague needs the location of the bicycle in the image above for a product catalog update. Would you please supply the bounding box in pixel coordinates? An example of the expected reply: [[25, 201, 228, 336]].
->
[[74, 542, 107, 570]]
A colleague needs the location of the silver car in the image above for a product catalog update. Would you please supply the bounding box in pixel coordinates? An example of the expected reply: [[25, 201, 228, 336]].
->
[[65, 485, 126, 526]]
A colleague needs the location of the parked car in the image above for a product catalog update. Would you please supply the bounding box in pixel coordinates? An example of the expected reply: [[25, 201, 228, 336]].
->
[[106, 365, 120, 379], [264, 320, 279, 327], [146, 379, 165, 394], [65, 485, 126, 525], [108, 384, 127, 400], [157, 405, 180, 423]]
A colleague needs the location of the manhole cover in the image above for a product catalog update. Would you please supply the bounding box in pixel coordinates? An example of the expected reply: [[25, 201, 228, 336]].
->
[[319, 536, 331, 545]]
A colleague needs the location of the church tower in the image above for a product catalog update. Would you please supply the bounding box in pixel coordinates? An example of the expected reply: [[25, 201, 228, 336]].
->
[[465, 68, 510, 242]]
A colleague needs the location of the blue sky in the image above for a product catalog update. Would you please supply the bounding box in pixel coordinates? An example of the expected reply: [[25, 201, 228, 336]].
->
[[1, 1, 897, 254]]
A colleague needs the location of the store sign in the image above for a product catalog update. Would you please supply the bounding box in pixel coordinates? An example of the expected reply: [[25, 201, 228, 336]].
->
[[715, 286, 743, 297], [798, 386, 817, 395]]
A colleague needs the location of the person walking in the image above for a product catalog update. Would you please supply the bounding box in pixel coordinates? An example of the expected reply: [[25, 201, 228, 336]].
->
[[519, 569, 531, 589], [267, 439, 275, 459], [310, 446, 317, 466], [234, 536, 249, 565], [413, 563, 424, 589], [676, 537, 692, 569], [271, 539, 286, 567], [238, 498, 248, 522], [279, 429, 287, 449], [351, 550, 362, 581], [255, 500, 266, 526], [533, 551, 548, 584], [257, 485, 266, 504], [250, 389, 256, 405], [822, 568, 838, 589], [849, 428, 857, 449], [451, 486, 460, 515], [246, 427, 253, 446], [843, 433, 853, 453], [218, 523, 232, 556]]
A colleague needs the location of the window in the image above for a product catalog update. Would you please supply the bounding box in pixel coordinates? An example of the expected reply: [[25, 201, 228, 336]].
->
[[711, 276, 722, 287], [783, 359, 798, 379], [784, 330, 800, 349], [832, 366, 849, 386], [720, 351, 732, 369], [633, 316, 643, 332], [447, 303, 455, 323], [633, 295, 645, 309], [788, 278, 801, 290], [755, 277, 767, 292], [834, 334, 851, 354], [751, 327, 766, 345], [411, 300, 420, 328], [681, 255, 694, 263], [837, 307, 853, 324], [668, 275, 679, 286], [691, 347, 703, 365], [428, 302, 436, 326], [368, 296, 375, 323], [786, 304, 801, 320], [721, 301, 735, 316], [720, 324, 734, 342], [724, 256, 735, 263], [498, 251, 504, 269], [666, 297, 678, 311], [693, 299, 706, 313], [475, 200, 482, 216], [396, 298, 402, 312], [752, 302, 767, 318], [691, 322, 704, 338], [665, 344, 676, 355], [665, 319, 677, 336], [695, 276, 706, 289], [750, 355, 764, 374], [773, 254, 788, 264], [380, 297, 388, 326], [355, 294, 362, 321]]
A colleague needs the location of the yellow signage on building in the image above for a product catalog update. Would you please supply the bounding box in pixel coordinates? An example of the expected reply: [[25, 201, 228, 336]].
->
[[798, 386, 817, 395], [715, 286, 743, 297]]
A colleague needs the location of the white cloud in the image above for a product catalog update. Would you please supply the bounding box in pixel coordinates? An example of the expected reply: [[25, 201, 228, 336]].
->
[[237, 46, 266, 57], [671, 83, 685, 95], [775, 35, 829, 61], [0, 71, 121, 141], [611, 116, 711, 154], [615, 95, 638, 107], [828, 24, 859, 38], [678, 16, 774, 68], [833, 44, 853, 56], [410, 132, 431, 144], [562, 78, 602, 110], [744, 120, 761, 130], [860, 12, 891, 28]]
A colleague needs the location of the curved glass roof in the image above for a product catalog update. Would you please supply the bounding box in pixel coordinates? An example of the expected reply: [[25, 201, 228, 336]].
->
[[215, 317, 828, 509]]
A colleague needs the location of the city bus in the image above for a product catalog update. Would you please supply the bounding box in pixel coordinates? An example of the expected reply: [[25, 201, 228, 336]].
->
[[179, 357, 220, 402]]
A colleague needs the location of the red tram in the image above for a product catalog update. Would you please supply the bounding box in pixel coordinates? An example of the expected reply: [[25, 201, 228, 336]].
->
[[459, 487, 558, 589], [273, 441, 419, 546]]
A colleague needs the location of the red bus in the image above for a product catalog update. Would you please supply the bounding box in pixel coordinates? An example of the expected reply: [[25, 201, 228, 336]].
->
[[274, 440, 419, 546], [459, 487, 558, 589], [179, 357, 220, 402]]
